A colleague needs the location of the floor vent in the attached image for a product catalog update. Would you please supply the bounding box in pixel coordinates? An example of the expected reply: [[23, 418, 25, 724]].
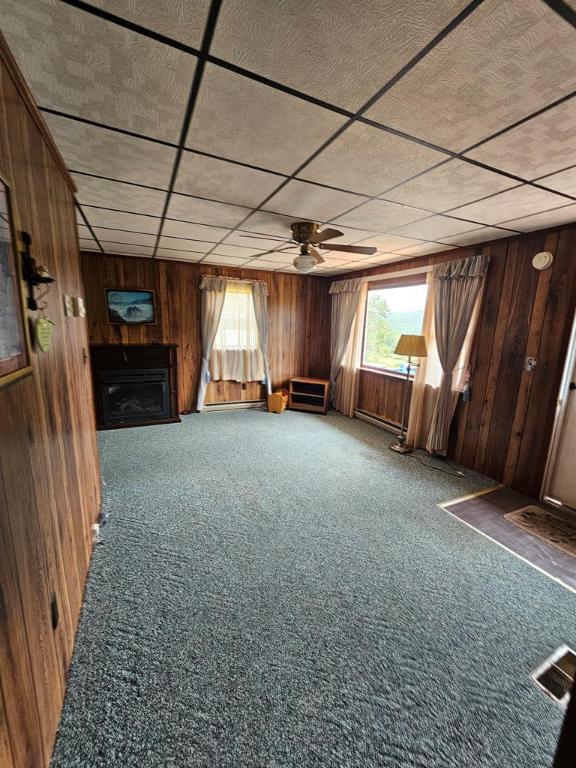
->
[[531, 645, 575, 708]]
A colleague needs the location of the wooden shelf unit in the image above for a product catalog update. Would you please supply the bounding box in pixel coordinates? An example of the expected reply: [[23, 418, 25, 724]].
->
[[288, 377, 330, 414]]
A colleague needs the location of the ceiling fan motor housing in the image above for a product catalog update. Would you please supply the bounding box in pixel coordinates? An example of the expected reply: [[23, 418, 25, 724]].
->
[[290, 221, 320, 243]]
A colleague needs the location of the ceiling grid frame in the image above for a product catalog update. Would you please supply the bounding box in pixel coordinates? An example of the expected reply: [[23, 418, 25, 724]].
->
[[4, 0, 576, 271]]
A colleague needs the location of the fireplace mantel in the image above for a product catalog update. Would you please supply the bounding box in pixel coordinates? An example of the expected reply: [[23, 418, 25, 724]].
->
[[90, 344, 180, 429]]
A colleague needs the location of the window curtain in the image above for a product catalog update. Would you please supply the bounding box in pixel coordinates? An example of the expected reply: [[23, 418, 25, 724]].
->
[[426, 253, 490, 454], [333, 283, 367, 417], [210, 281, 265, 384], [196, 275, 227, 411], [251, 281, 272, 396], [329, 278, 364, 412]]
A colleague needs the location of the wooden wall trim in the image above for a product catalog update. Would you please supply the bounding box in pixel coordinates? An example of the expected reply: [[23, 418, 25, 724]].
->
[[0, 31, 76, 194]]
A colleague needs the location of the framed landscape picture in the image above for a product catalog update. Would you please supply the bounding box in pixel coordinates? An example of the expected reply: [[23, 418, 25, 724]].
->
[[0, 175, 31, 388], [106, 288, 156, 324]]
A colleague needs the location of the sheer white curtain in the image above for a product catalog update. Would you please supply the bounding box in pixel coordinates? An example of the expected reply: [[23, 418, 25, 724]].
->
[[329, 278, 364, 407], [333, 283, 367, 417], [210, 280, 264, 383], [252, 282, 272, 395], [197, 275, 227, 411]]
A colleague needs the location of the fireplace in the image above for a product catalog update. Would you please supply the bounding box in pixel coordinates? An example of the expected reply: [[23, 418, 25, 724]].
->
[[100, 369, 169, 425], [90, 344, 180, 429]]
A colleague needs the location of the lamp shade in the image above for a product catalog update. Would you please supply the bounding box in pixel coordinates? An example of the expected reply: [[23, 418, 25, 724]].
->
[[393, 334, 428, 358]]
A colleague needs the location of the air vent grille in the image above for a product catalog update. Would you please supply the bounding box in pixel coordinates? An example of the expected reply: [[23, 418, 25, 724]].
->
[[531, 645, 575, 709]]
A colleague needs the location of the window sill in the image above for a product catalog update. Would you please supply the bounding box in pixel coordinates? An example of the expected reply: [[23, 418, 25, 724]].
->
[[360, 366, 414, 381]]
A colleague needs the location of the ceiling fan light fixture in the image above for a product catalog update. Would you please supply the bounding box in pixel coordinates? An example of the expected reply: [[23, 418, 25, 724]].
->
[[293, 253, 317, 273]]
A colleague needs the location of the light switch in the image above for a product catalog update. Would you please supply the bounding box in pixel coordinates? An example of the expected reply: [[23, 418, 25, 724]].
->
[[63, 294, 74, 317]]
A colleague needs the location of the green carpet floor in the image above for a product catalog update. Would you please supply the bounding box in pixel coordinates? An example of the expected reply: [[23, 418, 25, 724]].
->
[[51, 410, 575, 767]]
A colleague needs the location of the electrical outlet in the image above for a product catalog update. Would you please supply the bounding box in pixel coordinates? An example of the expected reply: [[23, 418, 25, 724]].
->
[[525, 356, 537, 372]]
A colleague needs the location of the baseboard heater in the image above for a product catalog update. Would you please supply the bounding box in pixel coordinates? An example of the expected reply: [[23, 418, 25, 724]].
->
[[355, 409, 401, 435], [203, 400, 266, 412]]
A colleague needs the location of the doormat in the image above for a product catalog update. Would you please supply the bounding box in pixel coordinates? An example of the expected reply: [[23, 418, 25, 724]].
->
[[504, 506, 576, 558]]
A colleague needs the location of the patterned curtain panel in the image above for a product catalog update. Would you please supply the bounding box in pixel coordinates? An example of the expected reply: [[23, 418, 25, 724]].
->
[[425, 253, 490, 454]]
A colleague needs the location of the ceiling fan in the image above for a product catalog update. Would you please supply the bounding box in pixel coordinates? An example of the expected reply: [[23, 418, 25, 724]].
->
[[241, 221, 377, 273]]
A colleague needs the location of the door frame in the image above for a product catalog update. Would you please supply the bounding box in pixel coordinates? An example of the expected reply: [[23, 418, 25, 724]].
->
[[541, 307, 576, 508]]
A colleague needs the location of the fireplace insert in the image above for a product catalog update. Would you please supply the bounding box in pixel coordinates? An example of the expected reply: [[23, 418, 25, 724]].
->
[[99, 368, 169, 425]]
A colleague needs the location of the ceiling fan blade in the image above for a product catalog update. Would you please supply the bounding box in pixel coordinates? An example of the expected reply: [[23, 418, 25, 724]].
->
[[319, 243, 377, 255], [309, 246, 325, 265], [315, 227, 343, 243], [256, 245, 295, 258]]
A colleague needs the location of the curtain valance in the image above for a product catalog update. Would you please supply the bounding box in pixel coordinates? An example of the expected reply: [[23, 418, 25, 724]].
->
[[436, 253, 490, 280], [329, 278, 363, 295], [199, 275, 268, 295]]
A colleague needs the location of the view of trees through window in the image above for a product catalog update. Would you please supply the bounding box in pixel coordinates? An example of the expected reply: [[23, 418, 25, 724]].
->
[[362, 283, 428, 373]]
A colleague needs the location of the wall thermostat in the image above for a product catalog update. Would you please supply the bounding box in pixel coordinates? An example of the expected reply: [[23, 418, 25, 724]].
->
[[532, 251, 554, 270]]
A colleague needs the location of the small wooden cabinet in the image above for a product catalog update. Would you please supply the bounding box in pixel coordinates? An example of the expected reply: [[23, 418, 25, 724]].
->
[[288, 377, 330, 414]]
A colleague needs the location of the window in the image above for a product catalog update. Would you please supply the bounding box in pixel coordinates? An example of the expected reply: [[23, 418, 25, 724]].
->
[[362, 282, 428, 374], [210, 281, 264, 382]]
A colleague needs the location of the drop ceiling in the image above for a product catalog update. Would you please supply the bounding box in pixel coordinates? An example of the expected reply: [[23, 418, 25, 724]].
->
[[3, 0, 576, 275]]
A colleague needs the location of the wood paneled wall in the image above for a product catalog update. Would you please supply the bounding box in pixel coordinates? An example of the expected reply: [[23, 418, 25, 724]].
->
[[0, 37, 100, 768], [349, 226, 576, 497], [357, 369, 412, 427], [80, 253, 332, 411]]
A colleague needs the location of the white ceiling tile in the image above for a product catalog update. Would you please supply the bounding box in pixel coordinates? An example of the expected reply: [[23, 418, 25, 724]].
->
[[449, 185, 570, 225], [91, 228, 156, 246], [186, 64, 346, 174], [86, 1, 211, 48], [240, 210, 298, 237], [333, 198, 429, 231], [392, 241, 458, 256], [389, 215, 486, 240], [44, 114, 176, 187], [212, 0, 469, 111], [175, 152, 283, 207], [439, 226, 520, 245], [202, 254, 252, 265], [240, 261, 280, 270], [166, 194, 250, 228], [159, 237, 214, 251], [79, 238, 98, 250], [223, 231, 291, 249], [465, 98, 576, 180], [73, 174, 166, 216], [384, 160, 519, 212], [211, 245, 268, 258], [251, 251, 295, 263], [365, 0, 576, 151], [533, 166, 576, 198], [298, 122, 444, 195], [497, 204, 576, 232], [97, 238, 155, 252], [101, 244, 155, 257], [264, 180, 367, 221], [162, 220, 230, 241], [351, 234, 426, 251], [82, 208, 160, 234], [1, 0, 196, 141], [156, 250, 206, 262]]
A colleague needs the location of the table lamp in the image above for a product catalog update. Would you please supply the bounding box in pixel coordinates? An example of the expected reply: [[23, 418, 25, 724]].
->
[[389, 334, 428, 455]]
